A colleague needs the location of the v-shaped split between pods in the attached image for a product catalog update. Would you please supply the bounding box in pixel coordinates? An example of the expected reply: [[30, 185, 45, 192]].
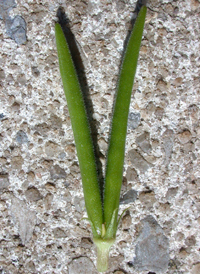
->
[[55, 4, 147, 272]]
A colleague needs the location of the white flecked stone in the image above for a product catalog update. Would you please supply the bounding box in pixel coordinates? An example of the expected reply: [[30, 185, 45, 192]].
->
[[0, 0, 199, 273]]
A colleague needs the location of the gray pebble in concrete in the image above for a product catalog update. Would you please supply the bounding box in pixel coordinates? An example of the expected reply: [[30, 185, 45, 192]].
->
[[128, 112, 141, 129], [120, 189, 138, 204], [11, 197, 36, 245], [133, 215, 169, 273], [0, 0, 26, 44], [128, 149, 152, 173], [0, 173, 9, 192], [136, 131, 152, 153], [50, 164, 67, 180], [68, 257, 97, 274], [0, 113, 5, 120], [162, 129, 174, 167], [6, 15, 27, 44], [16, 130, 29, 144], [0, 0, 16, 20]]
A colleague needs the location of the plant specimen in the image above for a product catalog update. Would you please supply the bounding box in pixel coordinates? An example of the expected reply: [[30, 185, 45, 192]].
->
[[55, 3, 147, 272]]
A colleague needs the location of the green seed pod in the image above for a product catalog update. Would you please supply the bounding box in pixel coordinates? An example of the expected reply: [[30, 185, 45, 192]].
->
[[55, 4, 147, 271], [103, 6, 147, 236], [55, 23, 103, 238]]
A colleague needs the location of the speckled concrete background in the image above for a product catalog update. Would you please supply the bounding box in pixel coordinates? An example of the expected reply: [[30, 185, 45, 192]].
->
[[0, 0, 200, 273]]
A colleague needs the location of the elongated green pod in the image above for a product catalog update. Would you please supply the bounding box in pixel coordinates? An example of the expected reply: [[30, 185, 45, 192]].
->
[[104, 6, 147, 235], [55, 5, 147, 271], [55, 23, 103, 238]]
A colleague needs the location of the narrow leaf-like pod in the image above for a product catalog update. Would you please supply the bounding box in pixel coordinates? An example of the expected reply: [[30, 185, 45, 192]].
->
[[55, 4, 147, 271], [104, 6, 147, 235], [55, 23, 103, 237]]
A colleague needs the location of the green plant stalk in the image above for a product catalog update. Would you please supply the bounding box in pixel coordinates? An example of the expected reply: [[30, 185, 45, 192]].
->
[[104, 6, 147, 236], [55, 23, 103, 238], [55, 5, 147, 272], [93, 236, 115, 272]]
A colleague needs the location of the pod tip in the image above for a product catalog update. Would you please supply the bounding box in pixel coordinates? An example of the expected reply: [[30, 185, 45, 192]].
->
[[56, 6, 69, 26], [135, 0, 148, 13]]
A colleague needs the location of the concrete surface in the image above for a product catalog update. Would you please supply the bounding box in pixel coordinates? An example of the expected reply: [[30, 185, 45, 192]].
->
[[0, 0, 200, 273]]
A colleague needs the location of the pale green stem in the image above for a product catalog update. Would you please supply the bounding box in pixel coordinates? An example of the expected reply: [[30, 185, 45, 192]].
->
[[93, 238, 115, 273]]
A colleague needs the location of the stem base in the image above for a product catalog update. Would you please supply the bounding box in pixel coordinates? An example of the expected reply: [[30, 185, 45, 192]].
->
[[93, 238, 115, 272]]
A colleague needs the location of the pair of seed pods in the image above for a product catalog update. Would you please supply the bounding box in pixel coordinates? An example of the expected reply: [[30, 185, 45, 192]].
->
[[55, 5, 147, 272]]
